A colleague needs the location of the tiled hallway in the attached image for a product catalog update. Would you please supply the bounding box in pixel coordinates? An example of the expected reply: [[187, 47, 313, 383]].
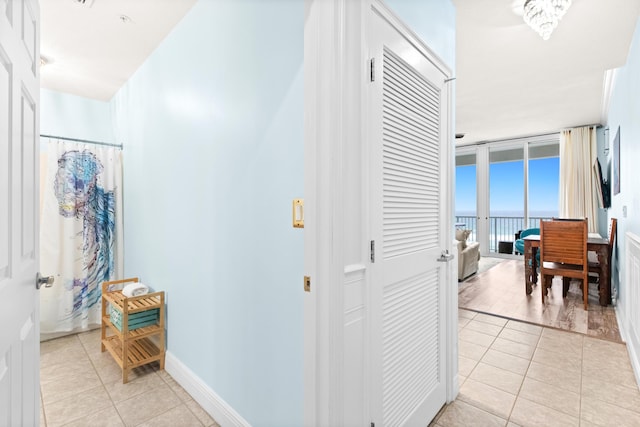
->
[[431, 309, 640, 427], [39, 329, 219, 427], [40, 311, 640, 426]]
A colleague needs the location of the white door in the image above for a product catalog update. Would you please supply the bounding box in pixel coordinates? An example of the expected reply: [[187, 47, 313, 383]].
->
[[369, 7, 450, 426], [0, 0, 41, 425]]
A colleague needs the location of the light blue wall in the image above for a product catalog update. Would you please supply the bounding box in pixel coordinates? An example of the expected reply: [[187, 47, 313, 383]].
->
[[40, 89, 115, 143], [386, 0, 456, 70], [110, 1, 303, 425], [605, 15, 640, 307]]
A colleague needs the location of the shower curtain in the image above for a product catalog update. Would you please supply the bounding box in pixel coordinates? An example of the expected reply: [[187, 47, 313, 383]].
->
[[40, 139, 123, 335]]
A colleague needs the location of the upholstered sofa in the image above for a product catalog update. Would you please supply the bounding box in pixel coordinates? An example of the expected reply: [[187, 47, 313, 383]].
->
[[456, 229, 481, 281]]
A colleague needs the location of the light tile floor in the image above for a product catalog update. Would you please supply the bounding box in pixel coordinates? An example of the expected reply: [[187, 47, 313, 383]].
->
[[40, 329, 220, 427], [431, 309, 640, 427], [42, 312, 640, 427]]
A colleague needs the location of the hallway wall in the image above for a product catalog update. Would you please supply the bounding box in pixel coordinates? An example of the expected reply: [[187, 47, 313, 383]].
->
[[111, 1, 303, 425], [608, 14, 640, 290], [607, 15, 640, 367], [40, 89, 115, 143]]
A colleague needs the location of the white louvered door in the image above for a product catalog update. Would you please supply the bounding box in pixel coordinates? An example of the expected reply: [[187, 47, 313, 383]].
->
[[369, 7, 449, 427], [0, 1, 41, 425]]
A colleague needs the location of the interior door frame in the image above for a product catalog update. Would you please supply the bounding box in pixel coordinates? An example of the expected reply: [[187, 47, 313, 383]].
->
[[304, 0, 458, 424]]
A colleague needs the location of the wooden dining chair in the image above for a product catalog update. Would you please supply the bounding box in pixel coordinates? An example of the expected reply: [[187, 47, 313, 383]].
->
[[540, 218, 589, 310], [588, 217, 617, 283]]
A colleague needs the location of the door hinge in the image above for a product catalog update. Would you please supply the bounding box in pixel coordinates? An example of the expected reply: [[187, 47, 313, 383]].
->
[[369, 58, 375, 82], [304, 275, 311, 292], [370, 240, 375, 263]]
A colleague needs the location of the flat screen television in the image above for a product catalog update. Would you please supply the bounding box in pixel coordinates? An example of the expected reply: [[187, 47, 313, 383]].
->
[[594, 158, 610, 209]]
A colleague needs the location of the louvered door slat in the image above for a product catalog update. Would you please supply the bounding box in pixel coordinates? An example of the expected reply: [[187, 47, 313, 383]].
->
[[384, 55, 439, 106], [378, 41, 444, 426], [382, 271, 440, 427], [383, 123, 434, 155], [382, 47, 440, 258]]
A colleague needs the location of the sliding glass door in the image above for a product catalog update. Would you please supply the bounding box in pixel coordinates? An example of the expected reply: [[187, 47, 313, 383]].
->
[[455, 152, 477, 242], [489, 145, 524, 255], [528, 142, 560, 227], [455, 135, 560, 258]]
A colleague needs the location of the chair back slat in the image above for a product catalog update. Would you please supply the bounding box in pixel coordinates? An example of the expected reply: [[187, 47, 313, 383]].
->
[[540, 218, 589, 309], [540, 219, 588, 266]]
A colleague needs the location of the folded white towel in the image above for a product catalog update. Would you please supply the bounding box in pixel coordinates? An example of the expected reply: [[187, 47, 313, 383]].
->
[[122, 282, 149, 297]]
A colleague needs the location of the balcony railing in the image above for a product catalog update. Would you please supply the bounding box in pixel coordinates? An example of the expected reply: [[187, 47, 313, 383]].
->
[[455, 215, 553, 253]]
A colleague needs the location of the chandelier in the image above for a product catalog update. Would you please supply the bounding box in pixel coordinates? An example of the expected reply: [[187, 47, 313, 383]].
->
[[523, 0, 572, 40]]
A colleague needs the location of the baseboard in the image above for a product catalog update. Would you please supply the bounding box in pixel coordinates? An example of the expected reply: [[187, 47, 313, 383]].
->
[[165, 350, 251, 427], [615, 305, 640, 389]]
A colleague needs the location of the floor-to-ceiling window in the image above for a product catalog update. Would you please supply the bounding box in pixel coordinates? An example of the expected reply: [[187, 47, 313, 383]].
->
[[528, 141, 560, 227], [455, 152, 477, 242], [455, 135, 560, 257], [489, 145, 524, 253]]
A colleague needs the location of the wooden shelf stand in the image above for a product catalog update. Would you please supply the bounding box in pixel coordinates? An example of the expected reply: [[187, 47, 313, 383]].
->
[[101, 277, 165, 383]]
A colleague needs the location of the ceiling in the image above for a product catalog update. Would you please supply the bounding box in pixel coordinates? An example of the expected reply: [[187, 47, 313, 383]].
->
[[40, 0, 640, 144], [453, 0, 640, 144], [40, 0, 197, 101]]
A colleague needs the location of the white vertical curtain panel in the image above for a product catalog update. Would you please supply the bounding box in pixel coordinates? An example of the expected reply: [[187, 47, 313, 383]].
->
[[40, 140, 123, 334], [559, 126, 598, 233]]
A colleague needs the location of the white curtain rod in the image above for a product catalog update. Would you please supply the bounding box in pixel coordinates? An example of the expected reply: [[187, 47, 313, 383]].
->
[[40, 134, 122, 149]]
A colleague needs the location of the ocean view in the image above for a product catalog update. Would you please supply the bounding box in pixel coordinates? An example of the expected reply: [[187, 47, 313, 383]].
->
[[455, 210, 558, 251], [455, 153, 560, 251]]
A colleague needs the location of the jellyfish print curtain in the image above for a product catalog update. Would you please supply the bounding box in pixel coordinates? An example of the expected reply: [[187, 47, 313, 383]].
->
[[40, 140, 123, 335]]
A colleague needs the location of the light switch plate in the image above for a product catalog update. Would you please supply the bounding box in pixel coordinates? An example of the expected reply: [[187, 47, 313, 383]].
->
[[293, 199, 304, 228]]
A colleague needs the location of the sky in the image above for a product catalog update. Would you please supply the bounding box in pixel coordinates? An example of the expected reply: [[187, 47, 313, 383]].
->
[[456, 157, 559, 216]]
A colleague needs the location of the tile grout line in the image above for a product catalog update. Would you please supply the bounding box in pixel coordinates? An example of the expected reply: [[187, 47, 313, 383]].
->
[[42, 331, 218, 427], [458, 311, 640, 425], [503, 324, 544, 425], [464, 315, 586, 425], [458, 316, 514, 424], [40, 388, 47, 427], [79, 330, 130, 427], [41, 334, 96, 427], [84, 331, 181, 427], [579, 336, 585, 427], [80, 331, 205, 426]]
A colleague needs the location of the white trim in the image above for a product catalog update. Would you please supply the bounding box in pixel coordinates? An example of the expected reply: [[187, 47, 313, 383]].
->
[[618, 232, 640, 388], [344, 264, 367, 276], [304, 0, 351, 424], [601, 68, 617, 125], [456, 132, 561, 149], [618, 302, 640, 388], [444, 77, 459, 403], [165, 351, 251, 427], [370, 1, 451, 77]]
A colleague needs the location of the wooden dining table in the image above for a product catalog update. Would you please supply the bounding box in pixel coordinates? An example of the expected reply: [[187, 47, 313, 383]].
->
[[523, 233, 611, 306]]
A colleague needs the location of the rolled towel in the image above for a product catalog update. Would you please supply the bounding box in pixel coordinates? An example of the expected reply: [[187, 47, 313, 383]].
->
[[122, 282, 149, 298]]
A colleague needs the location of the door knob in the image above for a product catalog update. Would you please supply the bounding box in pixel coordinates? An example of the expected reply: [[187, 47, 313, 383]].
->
[[437, 250, 455, 262], [36, 273, 54, 290]]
